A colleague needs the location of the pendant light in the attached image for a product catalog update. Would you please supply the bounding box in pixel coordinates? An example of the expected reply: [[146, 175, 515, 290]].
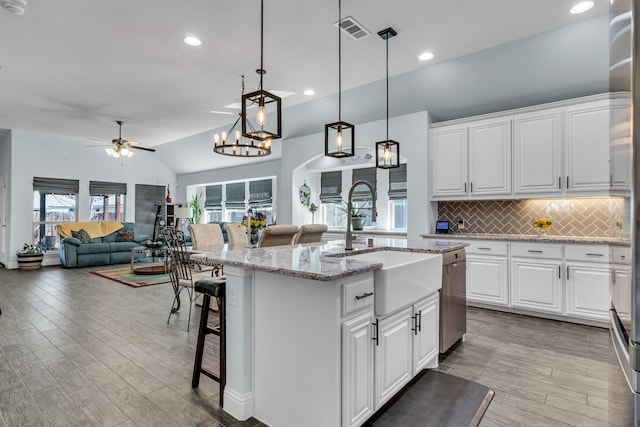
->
[[242, 0, 282, 142], [214, 76, 272, 157], [375, 27, 400, 169], [325, 0, 355, 158]]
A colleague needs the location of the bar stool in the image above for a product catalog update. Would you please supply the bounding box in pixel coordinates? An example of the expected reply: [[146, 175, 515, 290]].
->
[[192, 277, 226, 406]]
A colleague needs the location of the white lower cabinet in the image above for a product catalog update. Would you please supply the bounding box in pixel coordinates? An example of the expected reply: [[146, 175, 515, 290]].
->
[[467, 255, 509, 306], [342, 312, 375, 427], [565, 263, 610, 322], [510, 258, 563, 314], [342, 293, 439, 425], [374, 307, 414, 408]]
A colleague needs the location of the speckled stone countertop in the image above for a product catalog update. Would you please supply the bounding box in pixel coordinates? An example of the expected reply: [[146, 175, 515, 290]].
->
[[190, 238, 467, 282], [420, 233, 630, 246]]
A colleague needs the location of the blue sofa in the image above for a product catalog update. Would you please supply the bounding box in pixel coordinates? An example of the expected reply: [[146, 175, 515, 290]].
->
[[59, 222, 150, 268]]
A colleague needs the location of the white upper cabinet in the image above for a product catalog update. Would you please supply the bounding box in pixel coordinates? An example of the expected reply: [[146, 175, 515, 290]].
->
[[430, 126, 468, 198], [564, 100, 611, 194], [513, 109, 563, 195], [430, 94, 620, 200], [468, 117, 512, 197], [430, 117, 511, 199]]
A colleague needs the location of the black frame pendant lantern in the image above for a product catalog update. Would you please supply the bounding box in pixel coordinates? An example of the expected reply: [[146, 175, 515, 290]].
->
[[324, 0, 355, 158], [214, 76, 272, 157], [375, 27, 400, 169], [242, 0, 282, 142]]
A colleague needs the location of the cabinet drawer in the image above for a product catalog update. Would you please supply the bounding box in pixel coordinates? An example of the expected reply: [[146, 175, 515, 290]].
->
[[343, 277, 375, 317], [612, 246, 631, 265], [565, 244, 609, 263], [465, 240, 509, 256], [511, 242, 563, 259]]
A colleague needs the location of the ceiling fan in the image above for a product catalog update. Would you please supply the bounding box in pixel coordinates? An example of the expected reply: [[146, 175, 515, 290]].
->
[[89, 120, 156, 158]]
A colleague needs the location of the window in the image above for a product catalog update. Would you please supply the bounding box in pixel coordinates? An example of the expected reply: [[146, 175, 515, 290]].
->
[[320, 171, 342, 227], [33, 177, 79, 250], [388, 164, 407, 229], [205, 184, 223, 223], [225, 182, 246, 222], [89, 181, 126, 221]]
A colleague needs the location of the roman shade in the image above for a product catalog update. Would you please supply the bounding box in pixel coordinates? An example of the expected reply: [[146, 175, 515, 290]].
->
[[351, 168, 377, 202], [388, 163, 407, 200], [249, 179, 273, 208], [225, 182, 246, 209], [319, 171, 342, 204], [33, 177, 79, 194], [205, 184, 223, 210], [89, 180, 127, 196]]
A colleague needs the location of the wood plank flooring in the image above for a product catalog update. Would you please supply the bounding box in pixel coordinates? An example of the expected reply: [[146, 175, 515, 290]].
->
[[0, 265, 611, 426]]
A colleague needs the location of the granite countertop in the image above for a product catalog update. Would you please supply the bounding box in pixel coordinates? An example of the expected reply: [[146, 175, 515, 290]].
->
[[420, 233, 630, 246], [189, 238, 466, 282]]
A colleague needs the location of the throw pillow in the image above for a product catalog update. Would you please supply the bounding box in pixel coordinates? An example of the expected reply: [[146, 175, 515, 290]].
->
[[116, 229, 135, 242], [71, 229, 93, 244]]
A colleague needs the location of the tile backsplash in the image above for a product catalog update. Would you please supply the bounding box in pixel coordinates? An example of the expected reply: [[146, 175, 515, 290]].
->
[[437, 198, 624, 237]]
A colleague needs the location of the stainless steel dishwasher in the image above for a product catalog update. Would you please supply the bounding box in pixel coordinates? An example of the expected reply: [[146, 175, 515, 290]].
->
[[440, 249, 466, 353]]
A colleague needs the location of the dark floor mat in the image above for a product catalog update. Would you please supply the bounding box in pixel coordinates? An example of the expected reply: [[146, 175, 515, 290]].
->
[[367, 370, 494, 427]]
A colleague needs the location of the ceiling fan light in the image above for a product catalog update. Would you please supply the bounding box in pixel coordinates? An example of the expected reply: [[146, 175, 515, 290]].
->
[[127, 151, 134, 158]]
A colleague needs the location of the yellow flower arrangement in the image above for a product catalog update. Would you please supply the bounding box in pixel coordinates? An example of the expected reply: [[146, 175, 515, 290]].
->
[[533, 217, 552, 230]]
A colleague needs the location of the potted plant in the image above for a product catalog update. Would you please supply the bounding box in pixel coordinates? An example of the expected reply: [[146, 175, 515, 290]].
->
[[16, 243, 45, 270], [339, 202, 366, 231], [188, 193, 203, 225]]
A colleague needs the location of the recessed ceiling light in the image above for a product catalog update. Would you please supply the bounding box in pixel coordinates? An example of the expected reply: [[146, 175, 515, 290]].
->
[[184, 36, 202, 47], [418, 52, 435, 61], [209, 110, 234, 115], [570, 1, 594, 14], [304, 89, 315, 96]]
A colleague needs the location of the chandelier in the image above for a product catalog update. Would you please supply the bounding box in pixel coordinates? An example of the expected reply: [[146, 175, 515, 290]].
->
[[241, 0, 282, 142], [324, 0, 355, 158], [213, 76, 272, 157], [375, 28, 400, 169]]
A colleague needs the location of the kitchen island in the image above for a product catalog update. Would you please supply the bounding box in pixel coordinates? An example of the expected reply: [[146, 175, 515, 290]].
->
[[190, 238, 466, 427]]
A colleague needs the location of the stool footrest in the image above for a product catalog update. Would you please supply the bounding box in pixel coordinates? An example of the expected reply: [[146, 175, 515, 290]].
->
[[205, 325, 220, 336], [200, 368, 220, 383]]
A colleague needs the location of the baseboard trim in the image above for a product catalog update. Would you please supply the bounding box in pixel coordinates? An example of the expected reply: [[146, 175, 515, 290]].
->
[[224, 387, 254, 421]]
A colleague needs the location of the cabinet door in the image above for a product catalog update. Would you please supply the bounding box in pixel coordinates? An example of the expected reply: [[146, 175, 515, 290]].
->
[[564, 101, 610, 193], [467, 255, 509, 307], [610, 100, 632, 193], [513, 109, 563, 195], [430, 126, 468, 198], [413, 294, 439, 375], [342, 312, 374, 427], [511, 259, 563, 314], [565, 264, 609, 322], [612, 266, 631, 321], [374, 307, 413, 409], [468, 117, 512, 197]]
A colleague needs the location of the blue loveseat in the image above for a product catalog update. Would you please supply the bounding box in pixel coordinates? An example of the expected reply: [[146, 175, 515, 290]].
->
[[58, 222, 149, 268]]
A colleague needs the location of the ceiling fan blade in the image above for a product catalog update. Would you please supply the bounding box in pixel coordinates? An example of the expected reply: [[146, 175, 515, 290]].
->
[[89, 137, 109, 143], [129, 145, 156, 152], [86, 144, 110, 148]]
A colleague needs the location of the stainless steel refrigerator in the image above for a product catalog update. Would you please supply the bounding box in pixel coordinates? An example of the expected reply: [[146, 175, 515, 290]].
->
[[610, 0, 640, 425]]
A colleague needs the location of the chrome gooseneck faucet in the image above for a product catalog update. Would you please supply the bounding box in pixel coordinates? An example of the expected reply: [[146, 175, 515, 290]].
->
[[345, 180, 377, 250]]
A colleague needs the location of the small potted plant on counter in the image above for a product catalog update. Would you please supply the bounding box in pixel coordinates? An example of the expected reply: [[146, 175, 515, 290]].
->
[[16, 243, 45, 270], [339, 202, 366, 231]]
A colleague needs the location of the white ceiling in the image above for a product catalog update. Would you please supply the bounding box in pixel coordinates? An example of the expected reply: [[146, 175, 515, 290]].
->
[[0, 0, 608, 172]]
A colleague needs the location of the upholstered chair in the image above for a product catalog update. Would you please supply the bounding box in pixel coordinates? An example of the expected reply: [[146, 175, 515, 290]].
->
[[292, 224, 328, 244], [224, 223, 249, 247], [257, 225, 300, 248], [187, 223, 225, 249]]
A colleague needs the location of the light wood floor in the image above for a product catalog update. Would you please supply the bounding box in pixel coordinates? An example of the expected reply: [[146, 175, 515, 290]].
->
[[0, 265, 610, 426]]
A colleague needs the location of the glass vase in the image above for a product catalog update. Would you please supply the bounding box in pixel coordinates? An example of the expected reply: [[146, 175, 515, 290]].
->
[[249, 229, 261, 246]]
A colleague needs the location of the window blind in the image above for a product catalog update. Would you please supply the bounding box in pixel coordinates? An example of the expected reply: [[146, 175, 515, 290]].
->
[[204, 184, 223, 209], [319, 171, 342, 204], [225, 182, 246, 209], [33, 177, 79, 194], [89, 181, 127, 196], [351, 168, 377, 202], [249, 179, 272, 208], [388, 163, 407, 200]]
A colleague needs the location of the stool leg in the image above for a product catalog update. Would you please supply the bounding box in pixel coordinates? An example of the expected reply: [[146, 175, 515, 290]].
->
[[192, 294, 211, 388], [218, 295, 226, 407]]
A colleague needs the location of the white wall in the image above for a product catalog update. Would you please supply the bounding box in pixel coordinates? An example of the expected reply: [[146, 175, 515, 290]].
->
[[0, 130, 12, 265], [6, 130, 176, 268]]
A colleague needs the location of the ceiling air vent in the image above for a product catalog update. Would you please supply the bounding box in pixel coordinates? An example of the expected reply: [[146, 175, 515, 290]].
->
[[335, 16, 371, 40]]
